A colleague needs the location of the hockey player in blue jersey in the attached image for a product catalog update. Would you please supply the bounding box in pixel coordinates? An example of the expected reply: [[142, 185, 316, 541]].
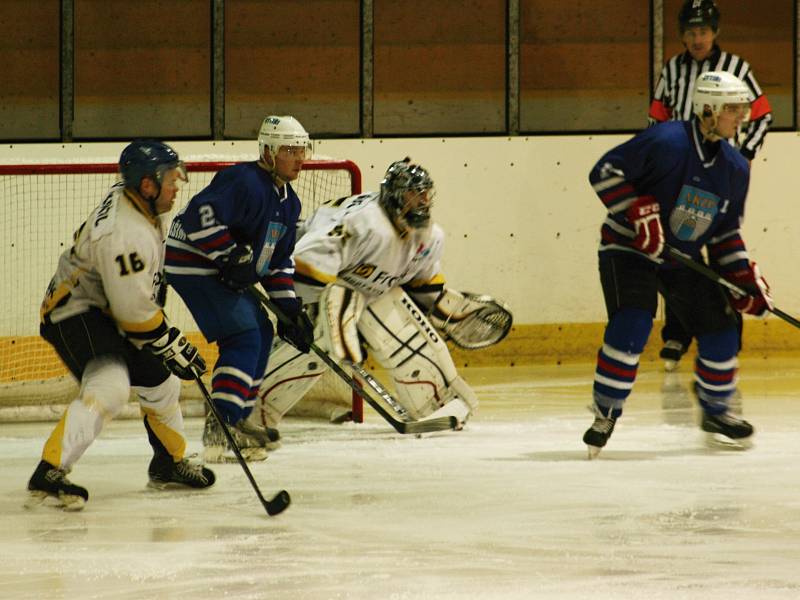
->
[[165, 116, 315, 462], [583, 71, 772, 458]]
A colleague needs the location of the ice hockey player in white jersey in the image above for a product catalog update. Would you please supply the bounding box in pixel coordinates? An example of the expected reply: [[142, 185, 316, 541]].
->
[[248, 158, 512, 438], [27, 141, 214, 511]]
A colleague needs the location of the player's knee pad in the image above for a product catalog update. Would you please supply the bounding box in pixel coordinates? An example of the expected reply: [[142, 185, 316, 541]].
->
[[316, 284, 366, 363], [358, 288, 478, 422], [79, 356, 130, 419], [251, 339, 328, 428], [605, 308, 653, 355], [696, 328, 738, 361]]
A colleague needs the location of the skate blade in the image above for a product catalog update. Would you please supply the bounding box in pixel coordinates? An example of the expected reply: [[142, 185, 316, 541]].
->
[[586, 445, 602, 460], [146, 480, 212, 491], [704, 432, 753, 451], [25, 490, 86, 511], [203, 446, 270, 464]]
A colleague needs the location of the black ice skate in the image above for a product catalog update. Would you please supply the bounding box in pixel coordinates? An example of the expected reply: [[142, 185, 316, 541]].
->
[[701, 411, 754, 450], [147, 454, 216, 490], [660, 340, 686, 372], [202, 414, 280, 463], [26, 460, 89, 511], [583, 406, 616, 460]]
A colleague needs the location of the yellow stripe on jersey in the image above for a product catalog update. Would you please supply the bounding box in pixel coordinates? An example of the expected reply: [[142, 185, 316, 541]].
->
[[118, 310, 165, 335], [40, 268, 83, 323], [295, 258, 338, 284], [406, 272, 446, 288]]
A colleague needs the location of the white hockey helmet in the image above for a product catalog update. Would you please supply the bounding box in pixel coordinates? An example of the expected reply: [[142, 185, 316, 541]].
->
[[692, 71, 751, 121], [258, 115, 312, 160]]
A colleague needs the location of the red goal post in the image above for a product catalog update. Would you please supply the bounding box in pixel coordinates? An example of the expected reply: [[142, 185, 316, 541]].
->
[[0, 158, 364, 423]]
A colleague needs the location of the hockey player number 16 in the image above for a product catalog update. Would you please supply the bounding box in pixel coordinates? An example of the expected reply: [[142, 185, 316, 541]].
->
[[115, 252, 145, 276]]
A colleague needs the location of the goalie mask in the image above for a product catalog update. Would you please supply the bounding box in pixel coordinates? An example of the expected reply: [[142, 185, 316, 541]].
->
[[379, 158, 435, 231]]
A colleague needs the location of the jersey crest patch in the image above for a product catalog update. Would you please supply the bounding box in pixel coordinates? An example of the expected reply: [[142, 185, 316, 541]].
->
[[256, 221, 287, 275], [668, 184, 720, 241]]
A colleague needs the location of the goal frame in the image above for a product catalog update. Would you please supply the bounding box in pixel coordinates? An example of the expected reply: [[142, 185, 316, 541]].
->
[[0, 157, 364, 423]]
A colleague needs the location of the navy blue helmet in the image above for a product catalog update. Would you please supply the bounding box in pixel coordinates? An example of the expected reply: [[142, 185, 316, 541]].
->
[[119, 140, 183, 191]]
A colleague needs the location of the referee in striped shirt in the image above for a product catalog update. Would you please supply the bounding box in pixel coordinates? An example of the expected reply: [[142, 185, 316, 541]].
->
[[649, 0, 772, 370]]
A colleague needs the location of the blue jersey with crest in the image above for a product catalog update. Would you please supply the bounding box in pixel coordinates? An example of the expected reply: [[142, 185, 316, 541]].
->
[[589, 120, 751, 273], [165, 162, 301, 301]]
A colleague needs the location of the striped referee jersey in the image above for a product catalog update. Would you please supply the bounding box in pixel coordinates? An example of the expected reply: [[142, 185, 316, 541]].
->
[[648, 44, 772, 160]]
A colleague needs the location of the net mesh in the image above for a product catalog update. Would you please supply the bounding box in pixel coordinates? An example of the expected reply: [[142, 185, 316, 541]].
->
[[0, 159, 361, 421]]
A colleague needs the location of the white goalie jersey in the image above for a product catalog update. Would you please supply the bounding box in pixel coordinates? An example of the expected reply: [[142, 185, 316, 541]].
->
[[292, 192, 446, 305], [251, 192, 488, 430]]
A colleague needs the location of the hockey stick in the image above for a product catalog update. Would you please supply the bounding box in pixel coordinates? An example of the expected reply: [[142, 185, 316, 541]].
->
[[251, 288, 458, 434], [193, 373, 291, 516], [665, 244, 800, 329]]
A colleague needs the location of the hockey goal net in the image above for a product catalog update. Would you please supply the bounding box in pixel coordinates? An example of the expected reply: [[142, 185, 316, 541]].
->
[[0, 158, 363, 422]]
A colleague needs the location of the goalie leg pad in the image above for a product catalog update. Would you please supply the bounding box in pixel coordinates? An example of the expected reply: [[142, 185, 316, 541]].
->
[[250, 339, 329, 428], [316, 284, 366, 363], [358, 288, 478, 424]]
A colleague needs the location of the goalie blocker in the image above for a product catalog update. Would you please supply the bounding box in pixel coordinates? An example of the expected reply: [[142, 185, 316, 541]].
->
[[250, 285, 512, 429]]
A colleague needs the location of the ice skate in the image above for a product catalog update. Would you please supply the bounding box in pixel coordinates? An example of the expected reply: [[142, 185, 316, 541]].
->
[[660, 340, 686, 372], [701, 411, 754, 450], [26, 460, 89, 511], [147, 454, 216, 490], [582, 405, 616, 459], [202, 413, 279, 463]]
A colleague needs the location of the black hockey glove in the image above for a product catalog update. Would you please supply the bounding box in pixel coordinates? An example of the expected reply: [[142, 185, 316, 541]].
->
[[219, 244, 254, 291], [146, 327, 207, 380], [275, 299, 315, 354]]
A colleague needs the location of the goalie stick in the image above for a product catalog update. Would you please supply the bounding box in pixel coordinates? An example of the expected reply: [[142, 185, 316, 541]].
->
[[193, 373, 291, 516], [251, 288, 458, 434], [665, 245, 800, 329]]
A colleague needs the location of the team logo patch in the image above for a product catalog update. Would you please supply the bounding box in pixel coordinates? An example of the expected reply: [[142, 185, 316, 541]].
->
[[255, 221, 287, 275], [669, 185, 720, 241], [352, 263, 376, 278]]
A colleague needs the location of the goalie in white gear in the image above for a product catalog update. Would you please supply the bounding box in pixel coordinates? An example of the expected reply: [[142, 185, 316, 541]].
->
[[249, 158, 512, 434]]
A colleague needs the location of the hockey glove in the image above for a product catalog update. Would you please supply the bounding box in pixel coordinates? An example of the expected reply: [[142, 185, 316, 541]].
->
[[726, 261, 773, 317], [274, 298, 315, 354], [146, 327, 207, 380], [626, 196, 664, 259], [219, 244, 254, 291]]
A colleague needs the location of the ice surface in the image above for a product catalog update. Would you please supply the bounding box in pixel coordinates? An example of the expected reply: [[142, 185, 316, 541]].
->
[[2, 361, 800, 599]]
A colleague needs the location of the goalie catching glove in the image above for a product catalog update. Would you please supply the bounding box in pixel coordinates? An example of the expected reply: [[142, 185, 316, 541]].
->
[[425, 289, 513, 350], [145, 327, 206, 380], [726, 261, 773, 317]]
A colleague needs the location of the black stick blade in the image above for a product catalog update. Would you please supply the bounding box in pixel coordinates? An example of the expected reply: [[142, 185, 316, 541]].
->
[[266, 490, 291, 516], [402, 416, 459, 434]]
